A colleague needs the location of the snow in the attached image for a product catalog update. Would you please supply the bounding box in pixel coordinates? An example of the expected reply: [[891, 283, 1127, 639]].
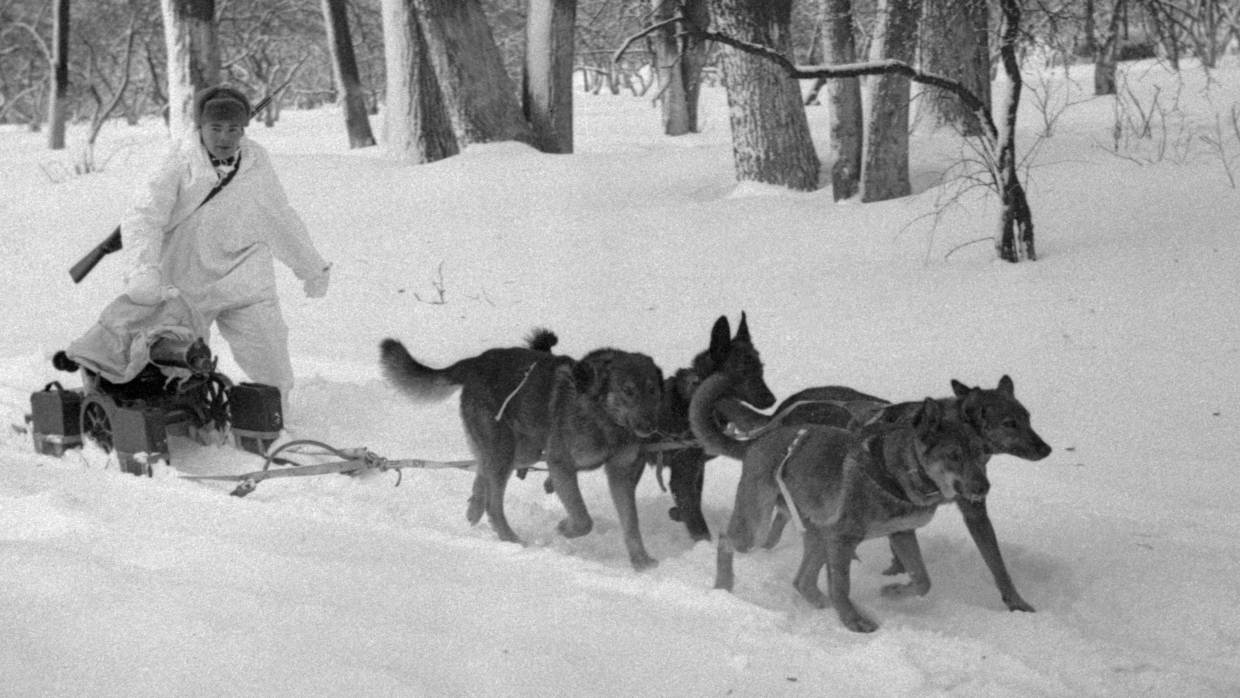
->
[[2, 58, 1239, 697]]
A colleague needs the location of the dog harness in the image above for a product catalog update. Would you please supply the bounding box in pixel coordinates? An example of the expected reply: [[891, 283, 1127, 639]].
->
[[774, 428, 810, 535]]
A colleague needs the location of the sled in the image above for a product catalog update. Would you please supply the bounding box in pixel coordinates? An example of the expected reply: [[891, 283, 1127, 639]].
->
[[30, 334, 283, 475]]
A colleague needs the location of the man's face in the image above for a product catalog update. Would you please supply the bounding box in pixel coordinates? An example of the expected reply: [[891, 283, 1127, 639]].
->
[[200, 121, 245, 161]]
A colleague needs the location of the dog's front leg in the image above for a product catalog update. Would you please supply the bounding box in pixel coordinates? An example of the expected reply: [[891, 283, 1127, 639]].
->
[[958, 498, 1035, 612], [605, 455, 657, 570], [825, 531, 877, 632], [547, 461, 594, 539], [881, 529, 931, 599]]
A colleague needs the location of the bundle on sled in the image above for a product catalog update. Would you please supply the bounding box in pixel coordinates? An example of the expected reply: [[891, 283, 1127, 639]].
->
[[30, 294, 283, 475]]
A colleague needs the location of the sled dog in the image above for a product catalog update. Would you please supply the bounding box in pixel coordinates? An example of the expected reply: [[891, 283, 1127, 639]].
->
[[379, 331, 665, 569], [691, 369, 994, 632]]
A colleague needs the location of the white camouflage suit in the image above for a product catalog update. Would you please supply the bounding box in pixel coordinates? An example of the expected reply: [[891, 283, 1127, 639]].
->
[[71, 132, 329, 409]]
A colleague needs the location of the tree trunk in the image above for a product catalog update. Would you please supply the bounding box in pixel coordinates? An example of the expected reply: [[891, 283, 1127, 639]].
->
[[411, 0, 533, 147], [653, 0, 691, 135], [653, 0, 710, 135], [862, 0, 921, 202], [322, 0, 376, 148], [523, 0, 575, 153], [823, 0, 863, 199], [710, 0, 819, 191], [918, 0, 990, 136], [995, 0, 1035, 261], [1093, 0, 1123, 95], [380, 0, 458, 162], [161, 0, 219, 133], [47, 0, 69, 151]]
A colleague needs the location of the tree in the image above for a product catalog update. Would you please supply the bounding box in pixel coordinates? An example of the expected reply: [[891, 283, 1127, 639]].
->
[[411, 0, 533, 147], [680, 0, 1037, 261], [861, 0, 921, 202], [523, 0, 576, 153], [651, 0, 710, 136], [821, 0, 863, 199], [321, 0, 376, 147], [918, 0, 990, 136], [380, 0, 458, 162], [48, 0, 69, 149], [708, 0, 819, 191], [161, 0, 219, 132]]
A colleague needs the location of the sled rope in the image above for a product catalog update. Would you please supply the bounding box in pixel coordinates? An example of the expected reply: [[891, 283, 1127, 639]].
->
[[495, 363, 536, 422], [775, 428, 809, 535]]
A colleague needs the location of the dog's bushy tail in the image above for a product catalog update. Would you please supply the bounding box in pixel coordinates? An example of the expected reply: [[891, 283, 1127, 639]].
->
[[524, 328, 558, 353], [379, 338, 460, 404], [689, 373, 749, 461]]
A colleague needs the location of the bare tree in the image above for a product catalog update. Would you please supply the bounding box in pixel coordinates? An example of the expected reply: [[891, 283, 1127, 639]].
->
[[322, 0, 375, 147], [523, 0, 575, 153], [861, 0, 921, 202], [678, 0, 1037, 261], [48, 0, 69, 149], [709, 0, 819, 191], [162, 0, 219, 132], [380, 0, 457, 162], [822, 0, 863, 199]]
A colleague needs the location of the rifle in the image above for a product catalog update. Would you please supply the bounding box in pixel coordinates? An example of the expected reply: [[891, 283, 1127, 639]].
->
[[69, 88, 282, 284]]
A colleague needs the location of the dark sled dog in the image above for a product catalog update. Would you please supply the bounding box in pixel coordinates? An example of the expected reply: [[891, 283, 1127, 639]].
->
[[379, 332, 665, 569], [691, 371, 993, 632], [752, 376, 1050, 613], [527, 314, 776, 543]]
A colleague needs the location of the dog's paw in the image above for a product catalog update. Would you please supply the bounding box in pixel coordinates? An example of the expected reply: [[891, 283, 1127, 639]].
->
[[837, 608, 879, 633], [557, 517, 593, 539], [466, 497, 484, 525], [1003, 595, 1036, 613], [880, 580, 930, 600], [630, 553, 658, 571]]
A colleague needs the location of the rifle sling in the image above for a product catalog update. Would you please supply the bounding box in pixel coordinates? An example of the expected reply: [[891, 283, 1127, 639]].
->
[[199, 152, 241, 210]]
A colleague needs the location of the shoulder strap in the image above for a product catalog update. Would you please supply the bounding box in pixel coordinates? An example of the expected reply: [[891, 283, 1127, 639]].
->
[[197, 152, 242, 211]]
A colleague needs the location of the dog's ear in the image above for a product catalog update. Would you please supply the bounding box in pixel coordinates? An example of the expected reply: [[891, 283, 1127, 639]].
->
[[957, 387, 984, 426], [950, 379, 971, 399], [913, 397, 942, 441], [997, 375, 1015, 396], [734, 312, 752, 344], [709, 315, 732, 367]]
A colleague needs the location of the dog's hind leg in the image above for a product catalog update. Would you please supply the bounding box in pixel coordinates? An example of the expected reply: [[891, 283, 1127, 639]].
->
[[792, 526, 829, 608], [605, 455, 657, 570], [881, 530, 931, 599], [461, 415, 522, 543], [667, 451, 711, 542], [546, 460, 594, 539], [761, 508, 790, 549], [957, 498, 1035, 612], [714, 535, 736, 591]]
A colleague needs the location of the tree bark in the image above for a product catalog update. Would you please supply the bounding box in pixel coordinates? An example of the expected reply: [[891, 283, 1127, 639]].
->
[[1093, 0, 1123, 95], [822, 0, 863, 199], [48, 0, 69, 150], [523, 0, 576, 153], [161, 0, 219, 133], [994, 0, 1035, 261], [710, 0, 819, 191], [380, 0, 458, 162], [322, 0, 377, 148], [861, 0, 921, 202], [411, 0, 533, 147], [918, 0, 990, 136]]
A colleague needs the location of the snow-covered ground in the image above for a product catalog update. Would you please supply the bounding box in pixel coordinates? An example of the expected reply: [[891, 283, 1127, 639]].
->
[[1, 58, 1238, 697]]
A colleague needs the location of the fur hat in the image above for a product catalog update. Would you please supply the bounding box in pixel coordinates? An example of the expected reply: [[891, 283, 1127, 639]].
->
[[193, 86, 251, 126]]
